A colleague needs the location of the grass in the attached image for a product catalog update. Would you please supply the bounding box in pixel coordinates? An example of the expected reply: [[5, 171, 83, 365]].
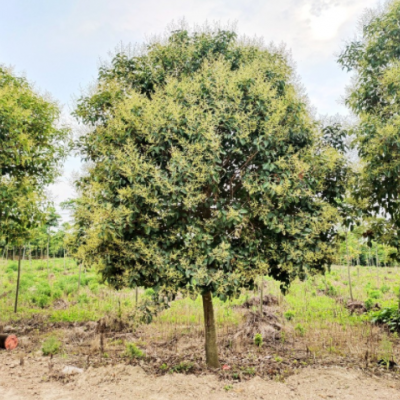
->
[[1, 257, 400, 370]]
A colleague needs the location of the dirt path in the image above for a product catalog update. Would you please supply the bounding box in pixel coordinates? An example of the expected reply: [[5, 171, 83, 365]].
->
[[0, 353, 399, 400]]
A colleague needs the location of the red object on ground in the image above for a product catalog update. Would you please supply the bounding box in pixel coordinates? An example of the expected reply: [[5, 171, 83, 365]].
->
[[222, 364, 231, 370], [0, 334, 18, 350]]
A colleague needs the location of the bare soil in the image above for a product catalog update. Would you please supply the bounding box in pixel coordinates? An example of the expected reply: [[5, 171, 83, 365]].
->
[[0, 351, 399, 400]]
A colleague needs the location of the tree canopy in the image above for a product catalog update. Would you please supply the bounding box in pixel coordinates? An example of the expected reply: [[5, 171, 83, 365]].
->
[[0, 67, 69, 243], [338, 0, 400, 248]]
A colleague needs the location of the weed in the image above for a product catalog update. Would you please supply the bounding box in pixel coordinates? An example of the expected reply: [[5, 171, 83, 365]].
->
[[241, 367, 256, 376], [380, 284, 390, 294], [125, 343, 144, 359], [254, 333, 263, 347], [224, 385, 233, 391], [171, 361, 194, 373], [42, 336, 61, 356], [295, 324, 306, 337], [160, 363, 168, 371], [284, 310, 295, 321]]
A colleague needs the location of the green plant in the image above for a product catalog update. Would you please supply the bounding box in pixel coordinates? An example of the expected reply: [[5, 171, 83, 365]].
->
[[369, 290, 381, 300], [160, 363, 168, 371], [42, 336, 61, 356], [371, 307, 400, 332], [171, 361, 194, 373], [125, 343, 144, 359], [242, 367, 256, 376], [295, 324, 306, 337], [284, 310, 295, 321], [254, 333, 263, 347], [144, 288, 155, 297], [224, 385, 233, 391], [380, 284, 390, 294], [365, 298, 374, 311]]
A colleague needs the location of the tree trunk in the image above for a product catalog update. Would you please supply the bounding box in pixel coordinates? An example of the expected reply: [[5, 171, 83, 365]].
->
[[259, 276, 264, 317], [202, 291, 220, 368], [346, 232, 353, 301], [78, 264, 82, 293], [14, 246, 24, 313], [47, 235, 50, 274]]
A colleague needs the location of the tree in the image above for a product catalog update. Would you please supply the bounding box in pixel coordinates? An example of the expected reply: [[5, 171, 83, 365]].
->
[[0, 66, 69, 312], [338, 1, 400, 250], [74, 26, 345, 367], [0, 66, 69, 243]]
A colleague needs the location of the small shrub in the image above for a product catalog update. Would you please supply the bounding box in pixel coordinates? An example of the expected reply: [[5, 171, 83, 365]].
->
[[380, 284, 390, 294], [242, 367, 256, 376], [78, 293, 89, 304], [125, 343, 144, 359], [284, 310, 295, 321], [6, 263, 18, 273], [295, 324, 306, 337], [369, 290, 381, 299], [171, 361, 194, 373], [254, 333, 263, 347], [34, 295, 50, 308], [37, 283, 52, 297], [88, 281, 99, 294], [365, 298, 375, 311], [371, 307, 400, 332], [42, 336, 61, 356], [52, 288, 63, 300]]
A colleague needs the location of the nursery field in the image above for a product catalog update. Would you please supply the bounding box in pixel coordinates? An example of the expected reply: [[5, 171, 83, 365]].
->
[[1, 257, 400, 379]]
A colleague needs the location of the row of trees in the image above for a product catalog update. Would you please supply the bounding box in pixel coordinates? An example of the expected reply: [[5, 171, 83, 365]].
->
[[3, 2, 400, 367]]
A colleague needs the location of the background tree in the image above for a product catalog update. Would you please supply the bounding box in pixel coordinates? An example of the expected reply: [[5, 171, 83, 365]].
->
[[74, 26, 346, 367], [0, 66, 69, 311], [0, 66, 69, 243], [338, 0, 400, 251]]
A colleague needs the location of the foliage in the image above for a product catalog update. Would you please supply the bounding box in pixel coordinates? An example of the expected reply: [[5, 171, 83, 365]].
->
[[0, 67, 69, 244], [283, 310, 295, 321], [171, 361, 194, 373], [371, 307, 400, 332], [125, 342, 144, 359], [338, 1, 400, 250], [42, 336, 62, 356], [253, 333, 263, 347], [72, 26, 346, 305]]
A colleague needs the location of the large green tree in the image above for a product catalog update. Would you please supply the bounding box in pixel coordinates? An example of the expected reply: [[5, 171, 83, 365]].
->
[[0, 66, 69, 243], [338, 0, 400, 249], [74, 28, 345, 367]]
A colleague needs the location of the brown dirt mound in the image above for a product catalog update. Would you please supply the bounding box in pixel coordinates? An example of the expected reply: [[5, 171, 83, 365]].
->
[[346, 300, 380, 315], [234, 308, 282, 343], [241, 294, 279, 308]]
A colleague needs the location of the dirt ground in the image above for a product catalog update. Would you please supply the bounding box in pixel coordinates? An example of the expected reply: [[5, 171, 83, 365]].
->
[[0, 352, 399, 400]]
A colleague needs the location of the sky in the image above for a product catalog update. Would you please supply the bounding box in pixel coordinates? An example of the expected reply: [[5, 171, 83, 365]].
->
[[1, 0, 381, 221]]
